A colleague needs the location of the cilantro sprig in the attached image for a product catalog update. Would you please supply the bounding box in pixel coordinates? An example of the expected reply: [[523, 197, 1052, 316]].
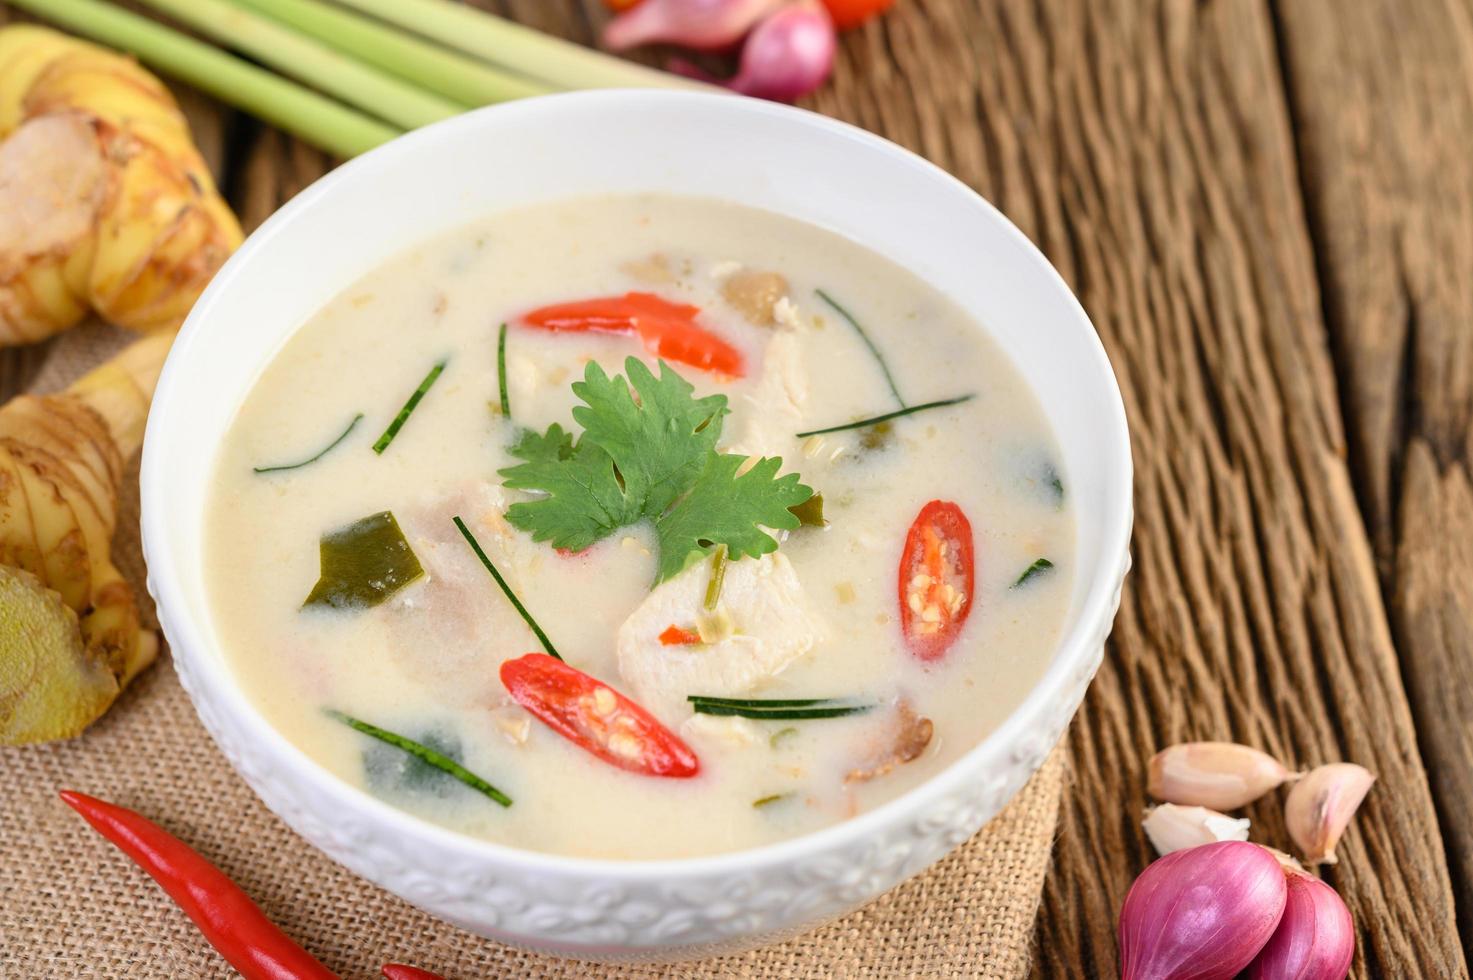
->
[[499, 358, 814, 583]]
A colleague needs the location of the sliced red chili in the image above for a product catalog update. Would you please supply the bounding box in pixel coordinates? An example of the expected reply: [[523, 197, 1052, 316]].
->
[[522, 292, 745, 378], [659, 624, 702, 646], [59, 790, 339, 980], [500, 653, 700, 778], [897, 500, 976, 662]]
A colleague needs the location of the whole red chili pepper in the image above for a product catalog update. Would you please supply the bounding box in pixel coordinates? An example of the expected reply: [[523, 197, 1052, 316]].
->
[[59, 790, 339, 980], [382, 965, 448, 980]]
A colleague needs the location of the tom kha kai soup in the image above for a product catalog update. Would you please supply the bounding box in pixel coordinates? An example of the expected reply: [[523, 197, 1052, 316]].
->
[[204, 195, 1074, 860]]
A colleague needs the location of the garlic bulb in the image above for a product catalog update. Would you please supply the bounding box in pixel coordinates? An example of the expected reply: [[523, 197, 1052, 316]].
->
[[1142, 803, 1250, 856], [1284, 763, 1375, 864], [1148, 741, 1299, 810]]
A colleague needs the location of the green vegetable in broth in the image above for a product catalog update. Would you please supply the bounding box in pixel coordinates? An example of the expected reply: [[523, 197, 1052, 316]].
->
[[687, 695, 874, 720], [788, 492, 826, 527], [496, 322, 511, 419], [364, 725, 463, 795], [1013, 557, 1055, 588], [500, 357, 813, 584], [302, 511, 423, 610], [452, 516, 562, 661], [815, 288, 904, 409], [327, 709, 511, 807], [795, 395, 975, 439], [753, 793, 794, 809], [372, 358, 446, 454], [704, 545, 728, 611], [252, 412, 363, 474]]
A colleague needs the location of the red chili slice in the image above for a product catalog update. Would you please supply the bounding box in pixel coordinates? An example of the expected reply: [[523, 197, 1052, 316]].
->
[[499, 653, 699, 778], [522, 292, 745, 378], [897, 500, 976, 662], [658, 625, 702, 646]]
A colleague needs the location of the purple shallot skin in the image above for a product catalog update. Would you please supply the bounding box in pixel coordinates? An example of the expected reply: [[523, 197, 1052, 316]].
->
[[1118, 841, 1288, 980]]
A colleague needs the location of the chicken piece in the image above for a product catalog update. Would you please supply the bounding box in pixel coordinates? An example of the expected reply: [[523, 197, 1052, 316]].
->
[[616, 553, 824, 721], [721, 270, 789, 326], [725, 329, 809, 462], [845, 701, 934, 784]]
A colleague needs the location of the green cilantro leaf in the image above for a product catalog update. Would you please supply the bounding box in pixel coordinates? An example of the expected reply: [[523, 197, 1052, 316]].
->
[[653, 454, 812, 582], [572, 359, 728, 516], [507, 423, 574, 464], [501, 434, 641, 553], [498, 357, 813, 583]]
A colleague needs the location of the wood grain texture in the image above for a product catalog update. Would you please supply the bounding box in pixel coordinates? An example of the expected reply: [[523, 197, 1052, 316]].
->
[[1274, 0, 1473, 948], [3, 0, 1470, 974]]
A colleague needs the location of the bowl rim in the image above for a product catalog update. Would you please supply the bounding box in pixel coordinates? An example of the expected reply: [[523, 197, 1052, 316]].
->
[[142, 88, 1132, 881]]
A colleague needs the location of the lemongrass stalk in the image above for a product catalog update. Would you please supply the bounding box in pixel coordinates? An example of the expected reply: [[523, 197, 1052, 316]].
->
[[7, 0, 399, 157], [230, 0, 551, 104], [332, 0, 706, 92], [131, 0, 466, 129]]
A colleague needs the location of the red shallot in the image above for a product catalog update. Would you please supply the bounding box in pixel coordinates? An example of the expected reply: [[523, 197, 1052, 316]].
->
[[603, 0, 785, 52], [1245, 870, 1355, 979], [670, 3, 836, 103], [1118, 840, 1288, 980]]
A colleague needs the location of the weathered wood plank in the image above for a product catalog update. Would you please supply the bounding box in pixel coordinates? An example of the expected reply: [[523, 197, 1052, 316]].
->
[[896, 0, 1467, 973], [1274, 0, 1473, 947]]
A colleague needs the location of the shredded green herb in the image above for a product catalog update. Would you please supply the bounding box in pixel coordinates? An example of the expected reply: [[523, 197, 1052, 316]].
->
[[303, 511, 423, 610], [1043, 463, 1065, 506], [769, 727, 799, 748], [326, 709, 511, 807], [372, 359, 446, 454], [788, 492, 826, 527], [816, 289, 904, 409], [253, 413, 363, 474], [752, 793, 793, 809], [497, 323, 511, 419], [795, 395, 975, 439], [688, 695, 874, 720], [858, 421, 895, 452], [1013, 558, 1055, 588], [453, 515, 562, 661], [704, 544, 727, 611]]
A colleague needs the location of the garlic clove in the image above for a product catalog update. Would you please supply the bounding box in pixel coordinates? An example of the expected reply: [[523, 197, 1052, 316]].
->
[[1260, 846, 1307, 876], [1142, 803, 1250, 856], [1284, 763, 1375, 865], [1245, 871, 1355, 979], [1148, 741, 1301, 810], [1119, 840, 1288, 980]]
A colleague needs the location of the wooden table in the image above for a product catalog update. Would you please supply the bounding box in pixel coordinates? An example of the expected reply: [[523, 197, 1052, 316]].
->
[[4, 1, 1469, 975]]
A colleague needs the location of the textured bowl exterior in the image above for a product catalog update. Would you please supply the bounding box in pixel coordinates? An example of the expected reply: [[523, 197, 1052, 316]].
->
[[141, 91, 1134, 961], [159, 554, 1126, 960]]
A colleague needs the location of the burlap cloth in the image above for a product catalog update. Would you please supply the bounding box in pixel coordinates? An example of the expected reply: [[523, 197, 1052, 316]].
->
[[0, 326, 1066, 979]]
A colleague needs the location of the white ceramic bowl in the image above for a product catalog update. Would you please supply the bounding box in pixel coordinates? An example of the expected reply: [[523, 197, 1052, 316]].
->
[[141, 90, 1132, 961]]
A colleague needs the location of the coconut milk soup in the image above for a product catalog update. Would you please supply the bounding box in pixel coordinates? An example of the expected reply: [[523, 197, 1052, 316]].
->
[[204, 195, 1074, 859]]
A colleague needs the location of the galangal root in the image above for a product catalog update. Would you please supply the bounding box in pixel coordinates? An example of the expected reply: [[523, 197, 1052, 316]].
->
[[0, 332, 171, 743], [0, 26, 241, 345]]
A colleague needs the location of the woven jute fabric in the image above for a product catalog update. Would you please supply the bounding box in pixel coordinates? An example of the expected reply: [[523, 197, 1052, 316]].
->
[[0, 326, 1066, 979]]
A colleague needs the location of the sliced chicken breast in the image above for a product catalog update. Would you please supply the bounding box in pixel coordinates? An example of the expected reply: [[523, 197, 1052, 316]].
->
[[616, 552, 825, 722]]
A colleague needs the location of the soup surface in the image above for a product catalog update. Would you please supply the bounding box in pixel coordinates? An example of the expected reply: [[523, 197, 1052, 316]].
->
[[204, 195, 1075, 859]]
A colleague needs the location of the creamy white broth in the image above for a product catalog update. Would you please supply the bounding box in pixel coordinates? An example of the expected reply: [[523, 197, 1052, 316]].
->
[[204, 194, 1074, 859]]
